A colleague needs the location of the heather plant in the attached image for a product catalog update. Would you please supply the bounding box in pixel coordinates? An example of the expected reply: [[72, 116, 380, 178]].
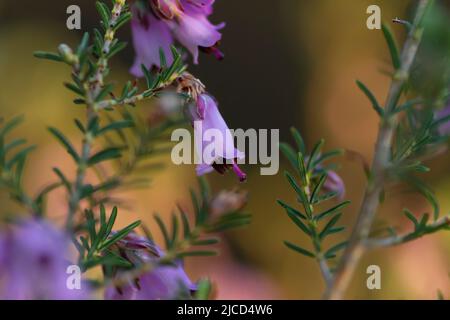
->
[[278, 0, 450, 299], [0, 0, 250, 299], [0, 0, 449, 301]]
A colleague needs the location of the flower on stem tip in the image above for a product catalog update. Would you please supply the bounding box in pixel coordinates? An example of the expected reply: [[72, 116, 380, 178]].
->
[[131, 0, 224, 76], [104, 232, 197, 300], [189, 94, 246, 182], [175, 72, 247, 182]]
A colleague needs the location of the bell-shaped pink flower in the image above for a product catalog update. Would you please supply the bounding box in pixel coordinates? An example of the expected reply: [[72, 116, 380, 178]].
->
[[189, 94, 247, 182]]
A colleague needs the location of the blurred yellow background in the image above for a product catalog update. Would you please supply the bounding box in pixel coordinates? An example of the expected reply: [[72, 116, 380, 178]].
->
[[0, 0, 449, 299]]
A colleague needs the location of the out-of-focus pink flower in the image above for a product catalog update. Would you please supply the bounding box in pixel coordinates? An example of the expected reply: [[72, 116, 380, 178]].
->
[[131, 0, 224, 76], [0, 219, 88, 300], [210, 189, 248, 217], [187, 94, 246, 182], [104, 232, 197, 300], [323, 170, 345, 200], [435, 103, 450, 136]]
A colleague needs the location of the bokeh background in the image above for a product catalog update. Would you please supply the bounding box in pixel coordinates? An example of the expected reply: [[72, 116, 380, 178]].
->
[[0, 0, 449, 299]]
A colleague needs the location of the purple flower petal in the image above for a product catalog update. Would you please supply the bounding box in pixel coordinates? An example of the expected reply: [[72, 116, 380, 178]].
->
[[436, 103, 450, 136], [130, 12, 174, 76], [172, 14, 223, 64], [323, 170, 346, 200]]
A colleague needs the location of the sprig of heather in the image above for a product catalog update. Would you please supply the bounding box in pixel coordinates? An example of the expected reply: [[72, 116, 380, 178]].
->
[[34, 1, 186, 230], [279, 0, 450, 299], [18, 0, 251, 300], [278, 128, 348, 288]]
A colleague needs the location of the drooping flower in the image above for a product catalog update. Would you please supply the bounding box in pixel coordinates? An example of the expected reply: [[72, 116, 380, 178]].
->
[[189, 94, 247, 182], [131, 0, 224, 76], [175, 72, 247, 182], [0, 219, 88, 300], [104, 232, 197, 300]]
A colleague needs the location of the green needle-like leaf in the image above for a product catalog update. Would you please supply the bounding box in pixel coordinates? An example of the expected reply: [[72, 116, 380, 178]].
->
[[284, 241, 315, 258]]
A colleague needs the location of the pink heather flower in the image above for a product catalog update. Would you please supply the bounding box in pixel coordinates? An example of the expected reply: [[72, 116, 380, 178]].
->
[[131, 11, 174, 77], [131, 0, 224, 76], [104, 232, 197, 300], [0, 220, 88, 300], [435, 103, 450, 136], [323, 170, 345, 200], [188, 94, 247, 182], [210, 189, 248, 217]]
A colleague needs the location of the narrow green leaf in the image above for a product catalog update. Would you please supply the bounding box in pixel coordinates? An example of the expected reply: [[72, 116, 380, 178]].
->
[[159, 47, 167, 69], [290, 127, 306, 154], [154, 214, 171, 249], [97, 120, 133, 136], [99, 220, 141, 251], [177, 251, 217, 258], [286, 210, 311, 236], [284, 241, 315, 258], [88, 148, 121, 166], [179, 209, 191, 238], [171, 213, 179, 245], [310, 174, 327, 203], [320, 213, 343, 239], [96, 1, 111, 27], [52, 168, 71, 191], [77, 32, 90, 56], [64, 82, 85, 96], [112, 12, 131, 32], [6, 146, 36, 169], [403, 208, 419, 228], [280, 143, 298, 169], [192, 238, 220, 246], [74, 119, 86, 133], [307, 139, 324, 172], [285, 171, 303, 198], [381, 23, 401, 70], [277, 199, 307, 220], [0, 115, 24, 138], [33, 51, 63, 62], [316, 201, 351, 222], [95, 83, 114, 102], [325, 241, 348, 259], [356, 80, 384, 117], [104, 207, 118, 238], [48, 127, 79, 162]]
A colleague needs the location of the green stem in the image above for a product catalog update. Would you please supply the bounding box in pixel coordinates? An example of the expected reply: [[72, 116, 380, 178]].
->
[[365, 215, 450, 248]]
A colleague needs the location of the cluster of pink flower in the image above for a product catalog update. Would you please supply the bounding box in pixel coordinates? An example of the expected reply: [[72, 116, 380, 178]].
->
[[132, 0, 247, 182], [0, 0, 231, 301]]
